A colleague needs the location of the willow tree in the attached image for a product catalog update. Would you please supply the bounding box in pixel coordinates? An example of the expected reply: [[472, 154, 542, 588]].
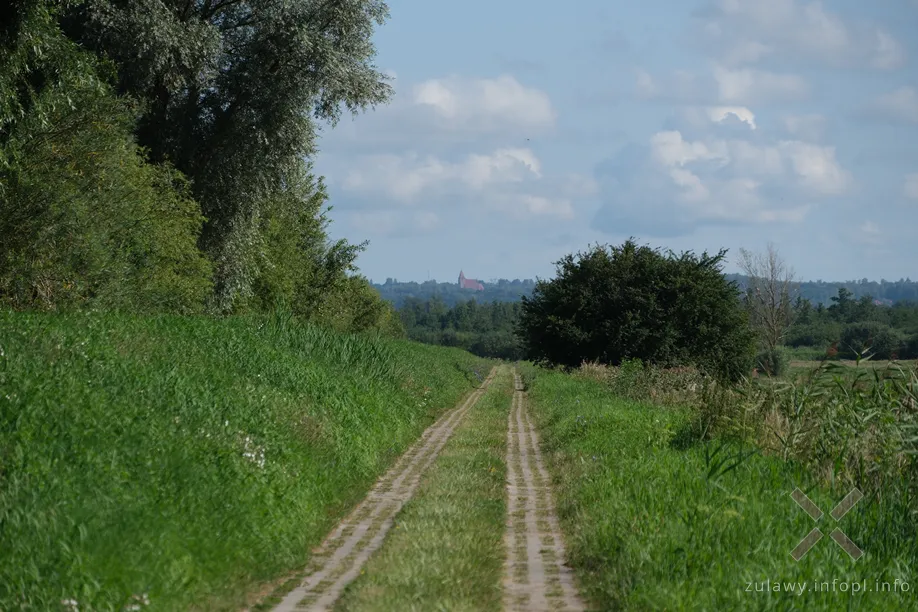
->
[[62, 0, 393, 310]]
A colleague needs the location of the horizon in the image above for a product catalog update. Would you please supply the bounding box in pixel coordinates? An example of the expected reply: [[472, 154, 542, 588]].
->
[[369, 271, 917, 285], [314, 0, 918, 285]]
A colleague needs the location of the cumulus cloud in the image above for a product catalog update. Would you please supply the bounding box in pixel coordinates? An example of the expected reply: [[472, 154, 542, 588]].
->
[[697, 0, 906, 70], [341, 148, 542, 203], [707, 106, 757, 129], [335, 148, 580, 221], [411, 75, 555, 131], [592, 128, 849, 236], [320, 74, 557, 151], [905, 173, 918, 200], [868, 86, 918, 124]]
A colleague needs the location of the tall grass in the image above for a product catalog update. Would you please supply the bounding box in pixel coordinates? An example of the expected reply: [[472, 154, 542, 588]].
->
[[0, 311, 492, 611], [524, 361, 918, 610]]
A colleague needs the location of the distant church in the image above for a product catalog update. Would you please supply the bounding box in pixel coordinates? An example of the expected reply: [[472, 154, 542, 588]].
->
[[458, 270, 484, 291]]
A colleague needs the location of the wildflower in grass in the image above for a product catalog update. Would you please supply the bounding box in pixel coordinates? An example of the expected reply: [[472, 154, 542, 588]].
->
[[242, 435, 267, 469], [124, 592, 151, 610], [61, 599, 79, 610]]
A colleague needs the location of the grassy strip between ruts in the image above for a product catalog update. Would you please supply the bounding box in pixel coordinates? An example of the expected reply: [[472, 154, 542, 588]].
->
[[0, 311, 493, 611], [519, 364, 918, 612], [331, 365, 513, 611]]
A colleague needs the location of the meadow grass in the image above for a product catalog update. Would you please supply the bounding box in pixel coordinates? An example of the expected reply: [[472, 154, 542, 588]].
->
[[331, 365, 513, 611], [520, 365, 918, 611], [0, 310, 492, 611]]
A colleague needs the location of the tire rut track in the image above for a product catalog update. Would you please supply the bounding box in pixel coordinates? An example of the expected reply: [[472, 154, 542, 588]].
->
[[503, 370, 584, 612], [270, 367, 496, 612]]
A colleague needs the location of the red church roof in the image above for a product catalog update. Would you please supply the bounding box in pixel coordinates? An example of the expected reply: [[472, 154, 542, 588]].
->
[[459, 270, 484, 291]]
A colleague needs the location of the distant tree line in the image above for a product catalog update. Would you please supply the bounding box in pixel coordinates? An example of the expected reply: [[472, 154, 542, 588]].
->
[[375, 274, 918, 311], [726, 275, 918, 305], [788, 289, 918, 360], [373, 278, 536, 308], [397, 296, 524, 360]]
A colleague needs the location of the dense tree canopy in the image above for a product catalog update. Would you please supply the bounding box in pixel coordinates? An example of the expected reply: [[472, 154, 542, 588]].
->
[[1, 0, 400, 332], [60, 0, 393, 310], [398, 297, 524, 360], [517, 240, 756, 381]]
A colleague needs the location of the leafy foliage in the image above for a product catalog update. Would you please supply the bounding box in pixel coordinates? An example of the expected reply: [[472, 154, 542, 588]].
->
[[397, 297, 524, 359], [1, 0, 398, 336], [62, 0, 393, 310], [517, 240, 756, 381], [1, 0, 212, 312], [839, 321, 904, 360], [786, 288, 918, 359]]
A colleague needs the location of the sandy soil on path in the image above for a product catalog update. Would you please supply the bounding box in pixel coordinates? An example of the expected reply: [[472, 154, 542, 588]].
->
[[503, 371, 585, 612]]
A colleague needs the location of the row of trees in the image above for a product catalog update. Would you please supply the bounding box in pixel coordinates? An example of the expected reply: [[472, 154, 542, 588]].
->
[[377, 275, 918, 311], [397, 297, 523, 360], [2, 0, 401, 335], [374, 278, 537, 308]]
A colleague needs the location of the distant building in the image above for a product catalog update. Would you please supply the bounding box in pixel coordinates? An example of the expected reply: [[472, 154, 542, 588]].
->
[[458, 270, 484, 291]]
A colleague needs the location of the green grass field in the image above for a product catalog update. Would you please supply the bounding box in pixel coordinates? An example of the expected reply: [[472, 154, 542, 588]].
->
[[0, 311, 492, 611], [520, 365, 918, 611]]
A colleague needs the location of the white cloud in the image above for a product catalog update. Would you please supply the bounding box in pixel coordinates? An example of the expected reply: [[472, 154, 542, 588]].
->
[[649, 131, 846, 195], [707, 106, 757, 129], [778, 141, 848, 195], [702, 0, 906, 70], [869, 86, 918, 123], [905, 173, 918, 200], [412, 75, 555, 130], [624, 130, 848, 225], [650, 131, 729, 167], [341, 148, 542, 203], [713, 66, 808, 104], [336, 147, 580, 221]]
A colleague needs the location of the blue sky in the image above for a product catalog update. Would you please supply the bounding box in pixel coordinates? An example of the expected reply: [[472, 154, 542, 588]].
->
[[315, 0, 918, 284]]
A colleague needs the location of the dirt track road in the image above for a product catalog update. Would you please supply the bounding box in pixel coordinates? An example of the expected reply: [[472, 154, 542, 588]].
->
[[269, 368, 497, 612], [502, 371, 584, 612], [262, 366, 585, 611]]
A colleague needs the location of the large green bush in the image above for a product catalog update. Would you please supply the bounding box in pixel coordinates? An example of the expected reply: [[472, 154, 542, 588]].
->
[[785, 321, 841, 348], [517, 240, 756, 381], [839, 321, 904, 360]]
